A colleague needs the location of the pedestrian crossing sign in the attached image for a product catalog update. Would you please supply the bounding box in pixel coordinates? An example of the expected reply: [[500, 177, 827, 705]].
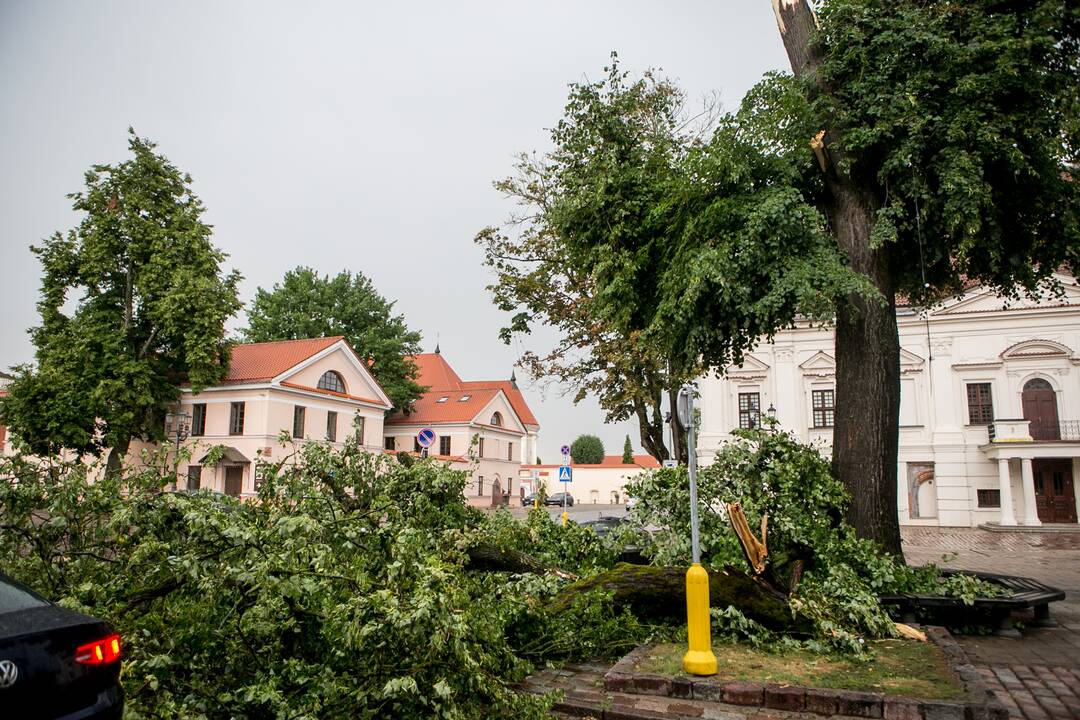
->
[[558, 466, 572, 483]]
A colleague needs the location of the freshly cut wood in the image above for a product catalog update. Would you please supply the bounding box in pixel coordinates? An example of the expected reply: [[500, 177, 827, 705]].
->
[[728, 502, 768, 575], [551, 563, 811, 633], [894, 623, 927, 642]]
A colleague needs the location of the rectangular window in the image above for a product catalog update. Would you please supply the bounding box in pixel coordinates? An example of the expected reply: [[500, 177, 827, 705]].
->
[[186, 465, 202, 491], [812, 389, 835, 428], [354, 416, 365, 444], [477, 476, 484, 497], [326, 411, 337, 442], [440, 435, 451, 455], [967, 383, 994, 425], [738, 392, 760, 429], [191, 404, 207, 436], [384, 436, 395, 451], [977, 489, 1001, 508], [507, 442, 513, 461], [229, 402, 245, 436], [292, 406, 306, 439], [478, 438, 485, 457]]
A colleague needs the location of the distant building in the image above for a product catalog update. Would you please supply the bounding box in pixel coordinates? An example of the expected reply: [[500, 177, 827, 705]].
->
[[384, 348, 541, 506], [0, 370, 11, 454], [164, 336, 393, 497], [697, 271, 1080, 528], [520, 454, 660, 505]]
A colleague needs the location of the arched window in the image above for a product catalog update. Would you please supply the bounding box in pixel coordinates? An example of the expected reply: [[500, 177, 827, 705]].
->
[[317, 371, 346, 394], [1024, 378, 1053, 392], [490, 411, 503, 426]]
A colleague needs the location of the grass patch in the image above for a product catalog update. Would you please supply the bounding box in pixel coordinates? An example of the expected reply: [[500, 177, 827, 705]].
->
[[634, 640, 964, 700]]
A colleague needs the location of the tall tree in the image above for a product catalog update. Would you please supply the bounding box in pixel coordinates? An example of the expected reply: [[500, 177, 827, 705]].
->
[[475, 73, 716, 463], [621, 435, 634, 465], [526, 3, 1078, 555], [243, 267, 424, 411], [0, 131, 242, 473]]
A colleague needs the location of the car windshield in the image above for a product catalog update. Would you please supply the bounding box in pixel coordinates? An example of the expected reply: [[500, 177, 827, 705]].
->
[[0, 576, 48, 614]]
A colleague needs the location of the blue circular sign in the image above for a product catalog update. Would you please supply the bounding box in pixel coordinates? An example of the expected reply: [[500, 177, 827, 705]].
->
[[417, 428, 436, 448], [560, 444, 570, 456]]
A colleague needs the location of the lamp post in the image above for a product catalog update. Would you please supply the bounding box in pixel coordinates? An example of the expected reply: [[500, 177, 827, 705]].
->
[[676, 383, 717, 676], [165, 410, 191, 492]]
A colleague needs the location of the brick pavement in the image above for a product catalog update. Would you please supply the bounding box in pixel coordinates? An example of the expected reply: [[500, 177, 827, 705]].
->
[[901, 527, 1080, 719]]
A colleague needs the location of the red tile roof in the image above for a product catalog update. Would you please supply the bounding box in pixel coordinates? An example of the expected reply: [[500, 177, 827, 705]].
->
[[222, 337, 343, 384], [403, 353, 540, 428], [386, 388, 517, 428], [523, 454, 659, 469]]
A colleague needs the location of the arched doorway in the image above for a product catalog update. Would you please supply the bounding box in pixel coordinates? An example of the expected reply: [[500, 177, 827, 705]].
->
[[907, 463, 937, 519], [1022, 378, 1059, 441]]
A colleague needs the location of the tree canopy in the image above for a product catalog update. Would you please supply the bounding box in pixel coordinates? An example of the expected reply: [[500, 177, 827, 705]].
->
[[621, 434, 634, 464], [0, 131, 241, 471], [243, 267, 424, 411], [570, 434, 605, 465], [501, 1, 1079, 553]]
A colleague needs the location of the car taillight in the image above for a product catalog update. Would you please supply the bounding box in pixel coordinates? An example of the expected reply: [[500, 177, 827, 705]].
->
[[75, 634, 122, 665]]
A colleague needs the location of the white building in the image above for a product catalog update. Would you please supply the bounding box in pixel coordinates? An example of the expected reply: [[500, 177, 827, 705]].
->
[[520, 454, 660, 505], [697, 272, 1080, 528]]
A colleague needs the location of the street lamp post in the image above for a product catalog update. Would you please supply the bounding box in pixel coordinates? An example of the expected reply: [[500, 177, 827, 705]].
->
[[677, 384, 717, 676], [165, 410, 191, 492]]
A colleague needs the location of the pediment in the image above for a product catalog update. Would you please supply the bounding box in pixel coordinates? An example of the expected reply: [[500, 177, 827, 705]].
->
[[899, 348, 925, 373], [933, 274, 1080, 316], [1001, 339, 1074, 360], [799, 351, 835, 376], [725, 353, 770, 378]]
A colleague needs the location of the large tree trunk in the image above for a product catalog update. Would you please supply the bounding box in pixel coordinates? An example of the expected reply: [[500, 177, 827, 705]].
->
[[633, 397, 670, 462], [105, 436, 131, 478], [771, 0, 904, 556]]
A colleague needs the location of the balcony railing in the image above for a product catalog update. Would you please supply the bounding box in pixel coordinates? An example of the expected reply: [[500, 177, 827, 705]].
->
[[1029, 420, 1080, 442], [990, 420, 1080, 442]]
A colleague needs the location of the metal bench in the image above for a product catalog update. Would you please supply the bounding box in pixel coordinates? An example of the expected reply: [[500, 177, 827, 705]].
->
[[879, 569, 1066, 637]]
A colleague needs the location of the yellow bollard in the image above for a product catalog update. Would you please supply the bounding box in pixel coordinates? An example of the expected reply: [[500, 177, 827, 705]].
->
[[682, 562, 717, 675], [561, 510, 569, 526]]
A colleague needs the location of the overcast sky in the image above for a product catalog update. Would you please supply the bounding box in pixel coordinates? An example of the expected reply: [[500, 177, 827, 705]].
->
[[0, 0, 789, 462]]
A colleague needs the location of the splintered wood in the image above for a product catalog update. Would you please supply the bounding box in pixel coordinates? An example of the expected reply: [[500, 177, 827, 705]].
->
[[727, 502, 769, 575]]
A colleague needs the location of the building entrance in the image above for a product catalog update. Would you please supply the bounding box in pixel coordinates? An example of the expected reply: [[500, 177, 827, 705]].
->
[[1033, 459, 1077, 523]]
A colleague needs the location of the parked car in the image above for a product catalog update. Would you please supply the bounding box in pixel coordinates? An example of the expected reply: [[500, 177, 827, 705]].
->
[[0, 573, 123, 719], [578, 516, 625, 537], [521, 492, 538, 507], [544, 492, 574, 507]]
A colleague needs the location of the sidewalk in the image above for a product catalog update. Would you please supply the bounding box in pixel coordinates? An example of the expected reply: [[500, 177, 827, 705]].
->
[[526, 527, 1080, 719], [902, 527, 1080, 719]]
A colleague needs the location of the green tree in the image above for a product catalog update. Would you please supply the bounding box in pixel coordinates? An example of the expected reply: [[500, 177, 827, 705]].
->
[[513, 0, 1079, 555], [570, 434, 605, 465], [621, 435, 634, 464], [243, 267, 424, 411], [0, 131, 241, 473]]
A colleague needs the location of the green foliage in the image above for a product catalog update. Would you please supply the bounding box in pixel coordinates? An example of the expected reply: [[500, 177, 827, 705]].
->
[[243, 266, 424, 411], [0, 445, 552, 718], [570, 434, 605, 465], [621, 435, 634, 464], [626, 425, 1000, 656], [0, 131, 241, 463]]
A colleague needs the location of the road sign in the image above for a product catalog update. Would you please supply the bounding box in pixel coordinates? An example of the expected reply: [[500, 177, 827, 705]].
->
[[560, 444, 570, 457], [558, 466, 572, 483], [416, 427, 436, 448], [676, 386, 692, 427], [662, 459, 678, 469]]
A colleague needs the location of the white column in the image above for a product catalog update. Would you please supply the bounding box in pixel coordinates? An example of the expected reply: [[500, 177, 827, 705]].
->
[[997, 458, 1017, 526], [1020, 458, 1042, 526]]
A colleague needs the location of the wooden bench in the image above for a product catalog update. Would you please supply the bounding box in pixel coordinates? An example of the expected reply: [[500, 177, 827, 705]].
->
[[879, 569, 1065, 637]]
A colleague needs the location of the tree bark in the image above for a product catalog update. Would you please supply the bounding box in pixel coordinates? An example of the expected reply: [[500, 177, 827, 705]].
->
[[771, 0, 904, 556], [105, 436, 132, 479], [634, 397, 670, 462], [551, 563, 812, 633]]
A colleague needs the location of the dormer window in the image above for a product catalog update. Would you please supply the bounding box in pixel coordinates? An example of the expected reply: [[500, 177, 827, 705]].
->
[[317, 371, 346, 394], [459, 395, 471, 402], [437, 396, 449, 403], [490, 411, 503, 426]]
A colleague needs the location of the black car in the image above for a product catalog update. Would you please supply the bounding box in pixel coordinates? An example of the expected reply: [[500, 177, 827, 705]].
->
[[578, 516, 625, 537], [544, 492, 574, 507], [0, 574, 123, 719]]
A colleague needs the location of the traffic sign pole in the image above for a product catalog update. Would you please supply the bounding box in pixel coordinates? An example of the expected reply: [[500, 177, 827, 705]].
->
[[561, 445, 570, 526]]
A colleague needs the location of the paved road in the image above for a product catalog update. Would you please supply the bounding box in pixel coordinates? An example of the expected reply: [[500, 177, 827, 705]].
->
[[902, 528, 1080, 719]]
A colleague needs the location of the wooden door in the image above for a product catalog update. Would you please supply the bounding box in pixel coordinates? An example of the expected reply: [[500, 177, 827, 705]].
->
[[224, 466, 243, 497], [1033, 459, 1076, 523], [1023, 379, 1060, 441]]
